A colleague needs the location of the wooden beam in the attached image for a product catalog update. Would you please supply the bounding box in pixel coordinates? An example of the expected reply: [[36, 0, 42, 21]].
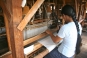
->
[[0, 51, 12, 58], [62, 0, 66, 24], [3, 13, 11, 50], [83, 4, 86, 19], [0, 0, 11, 21], [17, 0, 44, 31], [28, 43, 43, 55], [75, 0, 78, 18], [63, 0, 66, 6], [0, 34, 6, 37], [78, 0, 82, 20], [30, 19, 45, 24], [24, 32, 48, 46]]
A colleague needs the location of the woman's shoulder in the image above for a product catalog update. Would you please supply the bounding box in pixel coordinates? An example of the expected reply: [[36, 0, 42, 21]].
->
[[60, 24, 68, 31]]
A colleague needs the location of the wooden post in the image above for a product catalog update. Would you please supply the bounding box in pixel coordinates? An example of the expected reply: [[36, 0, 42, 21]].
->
[[62, 0, 66, 24], [78, 0, 82, 21], [3, 12, 11, 51], [0, 0, 11, 21], [9, 0, 24, 58], [63, 0, 65, 6], [0, 0, 24, 58], [75, 0, 78, 18], [83, 3, 86, 19], [0, 0, 12, 54]]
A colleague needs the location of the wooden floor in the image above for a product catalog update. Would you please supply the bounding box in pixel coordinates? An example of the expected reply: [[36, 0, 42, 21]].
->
[[76, 32, 87, 58]]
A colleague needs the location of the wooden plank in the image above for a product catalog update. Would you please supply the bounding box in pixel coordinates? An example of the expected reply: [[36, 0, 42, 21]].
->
[[1, 54, 12, 58], [24, 32, 48, 46], [25, 42, 43, 56], [30, 19, 45, 24], [33, 43, 43, 52], [0, 51, 12, 58], [0, 33, 6, 37], [17, 0, 44, 31]]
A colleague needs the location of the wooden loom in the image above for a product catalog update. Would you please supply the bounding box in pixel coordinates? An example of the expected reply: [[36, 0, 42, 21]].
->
[[0, 0, 58, 58], [0, 0, 86, 58]]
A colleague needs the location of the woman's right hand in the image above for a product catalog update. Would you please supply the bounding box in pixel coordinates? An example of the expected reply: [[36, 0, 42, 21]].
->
[[45, 29, 52, 35]]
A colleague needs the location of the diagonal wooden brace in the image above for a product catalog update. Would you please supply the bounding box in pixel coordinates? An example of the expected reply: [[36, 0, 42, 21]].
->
[[17, 0, 44, 31]]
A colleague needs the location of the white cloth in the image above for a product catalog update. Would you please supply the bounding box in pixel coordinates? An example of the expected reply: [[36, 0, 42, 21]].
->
[[38, 33, 62, 52], [21, 0, 26, 7], [24, 45, 34, 55], [57, 22, 82, 57]]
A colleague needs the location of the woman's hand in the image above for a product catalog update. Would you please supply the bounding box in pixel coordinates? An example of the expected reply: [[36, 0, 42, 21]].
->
[[45, 29, 52, 35]]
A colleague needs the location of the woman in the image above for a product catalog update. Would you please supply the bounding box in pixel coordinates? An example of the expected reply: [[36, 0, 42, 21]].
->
[[44, 5, 82, 58]]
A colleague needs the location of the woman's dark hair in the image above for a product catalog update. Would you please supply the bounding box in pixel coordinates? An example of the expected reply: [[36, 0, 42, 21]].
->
[[61, 5, 80, 32]]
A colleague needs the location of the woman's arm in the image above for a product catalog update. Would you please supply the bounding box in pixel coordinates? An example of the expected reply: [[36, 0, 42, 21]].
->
[[45, 30, 62, 43]]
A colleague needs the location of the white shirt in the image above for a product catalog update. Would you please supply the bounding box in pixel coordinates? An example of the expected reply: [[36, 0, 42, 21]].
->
[[57, 22, 82, 57]]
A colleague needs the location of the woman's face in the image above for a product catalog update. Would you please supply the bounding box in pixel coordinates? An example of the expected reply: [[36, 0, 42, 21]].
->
[[62, 14, 67, 21], [62, 14, 72, 23]]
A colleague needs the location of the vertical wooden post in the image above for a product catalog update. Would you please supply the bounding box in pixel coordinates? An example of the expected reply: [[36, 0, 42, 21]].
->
[[83, 3, 86, 19], [63, 0, 65, 6], [0, 0, 24, 58], [56, 0, 59, 16], [10, 0, 24, 58], [3, 13, 11, 51], [75, 0, 78, 18], [3, 0, 24, 58], [0, 0, 11, 51], [62, 0, 66, 24], [78, 0, 82, 21]]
